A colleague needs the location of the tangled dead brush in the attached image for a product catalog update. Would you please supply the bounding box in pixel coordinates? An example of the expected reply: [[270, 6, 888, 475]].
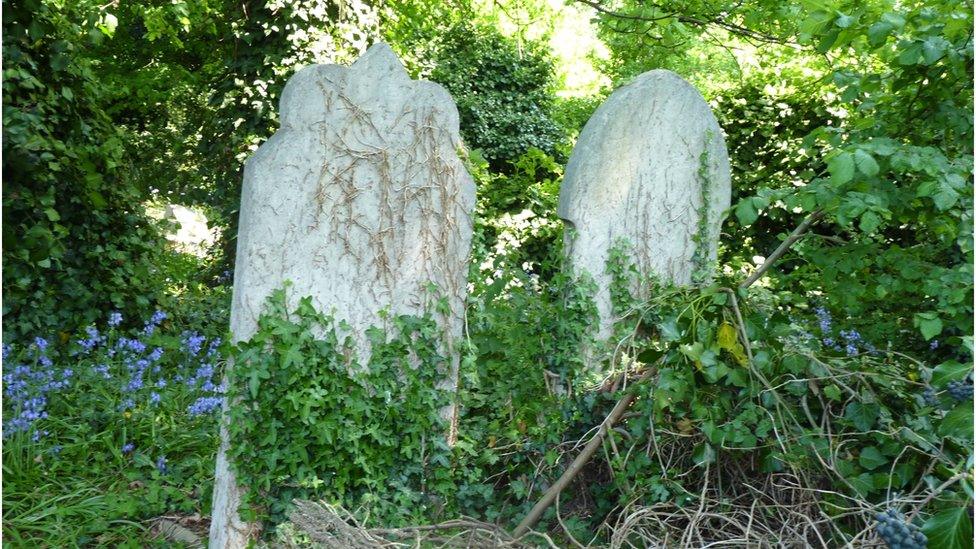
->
[[604, 472, 878, 548], [283, 500, 560, 548]]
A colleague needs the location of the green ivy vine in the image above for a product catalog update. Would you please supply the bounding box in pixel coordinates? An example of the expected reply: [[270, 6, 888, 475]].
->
[[226, 284, 456, 525]]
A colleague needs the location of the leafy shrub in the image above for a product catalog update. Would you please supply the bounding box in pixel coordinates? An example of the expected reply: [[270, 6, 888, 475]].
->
[[2, 1, 170, 336], [2, 308, 224, 545], [430, 24, 563, 168]]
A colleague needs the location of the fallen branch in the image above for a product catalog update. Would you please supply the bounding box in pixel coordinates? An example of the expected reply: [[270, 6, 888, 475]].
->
[[512, 367, 657, 538], [739, 209, 824, 290], [513, 209, 826, 537]]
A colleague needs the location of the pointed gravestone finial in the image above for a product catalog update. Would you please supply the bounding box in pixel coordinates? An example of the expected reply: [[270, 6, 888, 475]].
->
[[559, 69, 731, 341], [209, 42, 475, 548]]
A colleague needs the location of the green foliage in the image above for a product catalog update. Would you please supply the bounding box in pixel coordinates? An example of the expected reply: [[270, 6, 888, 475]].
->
[[2, 0, 170, 335], [226, 286, 454, 526], [429, 24, 563, 167], [2, 309, 223, 546], [455, 246, 599, 520]]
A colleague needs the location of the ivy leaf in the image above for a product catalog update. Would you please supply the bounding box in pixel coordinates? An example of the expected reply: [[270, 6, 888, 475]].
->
[[923, 508, 973, 549], [249, 369, 261, 399], [858, 446, 887, 470], [828, 152, 855, 185], [844, 402, 879, 431]]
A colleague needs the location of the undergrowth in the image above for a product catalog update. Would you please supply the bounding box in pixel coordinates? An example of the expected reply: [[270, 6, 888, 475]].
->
[[227, 242, 973, 547]]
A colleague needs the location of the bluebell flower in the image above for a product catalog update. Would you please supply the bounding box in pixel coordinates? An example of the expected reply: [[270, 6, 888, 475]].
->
[[156, 379, 167, 389], [207, 338, 221, 357], [31, 429, 48, 442], [187, 396, 223, 416], [814, 307, 832, 335], [77, 326, 104, 352], [39, 355, 52, 368], [50, 445, 63, 455], [930, 340, 940, 350], [108, 311, 123, 328], [122, 442, 135, 454], [156, 455, 168, 474], [2, 344, 12, 360], [34, 337, 49, 352], [149, 392, 161, 405], [118, 398, 135, 412], [148, 347, 163, 362], [182, 332, 206, 356], [93, 364, 112, 379], [126, 373, 145, 392], [143, 310, 168, 336]]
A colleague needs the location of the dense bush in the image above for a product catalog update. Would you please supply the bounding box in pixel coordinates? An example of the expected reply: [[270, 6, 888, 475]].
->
[[430, 24, 563, 168], [2, 0, 169, 336]]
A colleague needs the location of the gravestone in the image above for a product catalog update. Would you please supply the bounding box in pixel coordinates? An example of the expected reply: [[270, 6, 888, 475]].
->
[[209, 43, 475, 548], [559, 69, 731, 340]]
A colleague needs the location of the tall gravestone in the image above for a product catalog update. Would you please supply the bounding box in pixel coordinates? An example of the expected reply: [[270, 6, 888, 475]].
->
[[209, 43, 475, 548], [559, 69, 731, 340]]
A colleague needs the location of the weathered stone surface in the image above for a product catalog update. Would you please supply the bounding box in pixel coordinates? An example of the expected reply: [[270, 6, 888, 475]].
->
[[209, 43, 475, 548], [559, 69, 731, 339]]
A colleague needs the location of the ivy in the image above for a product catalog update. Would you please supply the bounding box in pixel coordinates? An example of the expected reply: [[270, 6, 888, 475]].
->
[[226, 285, 455, 525]]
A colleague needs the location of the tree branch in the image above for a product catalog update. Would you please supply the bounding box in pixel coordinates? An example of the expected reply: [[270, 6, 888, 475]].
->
[[572, 0, 787, 44], [739, 209, 824, 290]]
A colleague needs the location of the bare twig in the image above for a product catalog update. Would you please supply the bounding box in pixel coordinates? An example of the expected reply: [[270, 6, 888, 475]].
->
[[740, 209, 824, 289]]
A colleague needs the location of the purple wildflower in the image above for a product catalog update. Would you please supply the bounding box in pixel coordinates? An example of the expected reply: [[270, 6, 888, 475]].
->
[[187, 396, 223, 416], [156, 455, 168, 474], [122, 442, 135, 454], [182, 332, 206, 356], [34, 337, 49, 352], [108, 311, 123, 328]]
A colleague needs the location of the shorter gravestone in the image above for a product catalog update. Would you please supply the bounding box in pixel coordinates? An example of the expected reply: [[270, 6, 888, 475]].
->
[[209, 43, 475, 548], [559, 69, 731, 340]]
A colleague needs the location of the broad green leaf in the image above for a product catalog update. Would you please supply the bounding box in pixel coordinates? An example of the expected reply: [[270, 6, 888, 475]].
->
[[834, 14, 855, 28], [854, 149, 879, 176], [923, 508, 973, 549], [932, 361, 972, 387], [867, 22, 893, 46], [939, 403, 974, 439], [915, 313, 943, 340], [828, 152, 855, 185], [735, 198, 759, 226], [859, 211, 880, 233]]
